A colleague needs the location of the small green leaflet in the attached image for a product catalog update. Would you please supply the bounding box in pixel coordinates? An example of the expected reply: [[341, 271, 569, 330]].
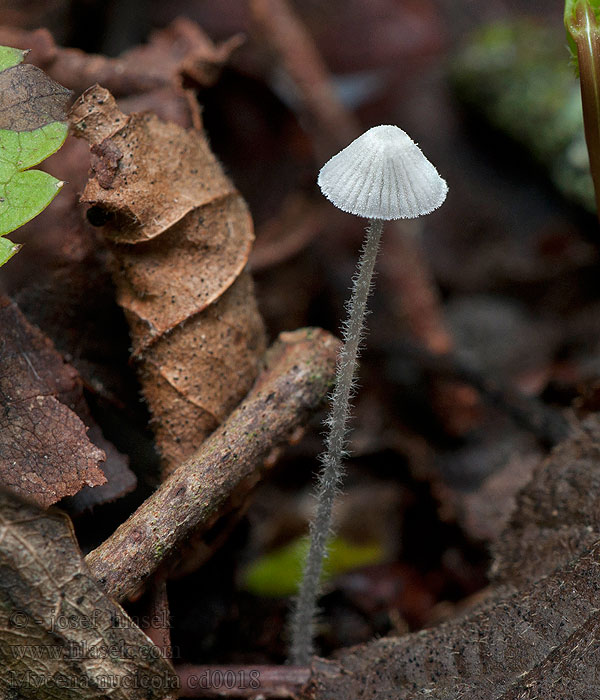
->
[[0, 45, 71, 267], [241, 535, 384, 597]]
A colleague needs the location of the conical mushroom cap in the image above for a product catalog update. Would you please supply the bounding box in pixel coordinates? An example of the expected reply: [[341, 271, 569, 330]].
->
[[318, 125, 448, 220]]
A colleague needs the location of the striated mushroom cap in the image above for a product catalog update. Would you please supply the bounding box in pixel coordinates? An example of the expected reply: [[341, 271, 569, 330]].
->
[[317, 124, 448, 220]]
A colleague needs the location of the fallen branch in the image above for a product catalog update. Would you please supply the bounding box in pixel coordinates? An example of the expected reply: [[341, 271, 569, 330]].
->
[[176, 664, 311, 698], [85, 328, 338, 602], [250, 0, 359, 156]]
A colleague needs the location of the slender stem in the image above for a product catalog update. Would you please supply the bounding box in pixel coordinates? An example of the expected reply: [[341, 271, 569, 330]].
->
[[566, 1, 600, 219], [289, 218, 384, 665]]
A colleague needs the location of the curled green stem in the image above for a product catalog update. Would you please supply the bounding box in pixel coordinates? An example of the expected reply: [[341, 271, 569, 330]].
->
[[566, 0, 600, 219]]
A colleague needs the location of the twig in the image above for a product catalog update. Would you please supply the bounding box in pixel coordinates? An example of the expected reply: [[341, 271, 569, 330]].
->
[[380, 223, 453, 355], [144, 576, 178, 700], [250, 0, 359, 156], [176, 664, 311, 698], [85, 328, 338, 602], [389, 340, 571, 447], [380, 227, 474, 436], [250, 192, 332, 272], [250, 0, 458, 392]]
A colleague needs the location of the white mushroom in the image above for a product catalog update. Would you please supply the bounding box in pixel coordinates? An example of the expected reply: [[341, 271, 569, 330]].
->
[[291, 124, 448, 666], [318, 124, 448, 220]]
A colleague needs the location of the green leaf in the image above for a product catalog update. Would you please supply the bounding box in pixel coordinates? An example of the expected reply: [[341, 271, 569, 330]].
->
[[0, 235, 20, 263], [0, 45, 71, 267], [0, 46, 27, 71], [241, 535, 384, 597]]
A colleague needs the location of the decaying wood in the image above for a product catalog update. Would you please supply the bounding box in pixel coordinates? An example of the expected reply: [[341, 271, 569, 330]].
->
[[85, 328, 338, 602], [177, 664, 311, 698], [143, 575, 173, 663]]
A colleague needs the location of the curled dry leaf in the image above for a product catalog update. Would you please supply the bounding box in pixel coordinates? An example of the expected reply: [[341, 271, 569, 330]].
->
[[0, 488, 176, 699], [0, 18, 242, 98], [6, 102, 190, 409], [490, 416, 600, 589], [0, 295, 106, 507], [310, 539, 600, 699], [71, 85, 266, 474], [307, 417, 600, 699]]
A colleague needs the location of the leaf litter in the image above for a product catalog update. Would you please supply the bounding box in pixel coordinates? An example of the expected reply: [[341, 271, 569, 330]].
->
[[0, 295, 106, 507], [0, 487, 176, 699], [71, 85, 266, 475], [308, 417, 600, 699], [0, 18, 241, 99], [0, 295, 135, 511], [3, 4, 600, 699]]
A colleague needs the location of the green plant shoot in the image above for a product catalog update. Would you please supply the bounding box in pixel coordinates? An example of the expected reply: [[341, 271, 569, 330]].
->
[[565, 0, 600, 217], [0, 46, 71, 267]]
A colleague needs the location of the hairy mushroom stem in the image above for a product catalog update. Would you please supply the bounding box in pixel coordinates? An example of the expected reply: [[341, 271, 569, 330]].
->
[[290, 218, 383, 665], [289, 125, 448, 664]]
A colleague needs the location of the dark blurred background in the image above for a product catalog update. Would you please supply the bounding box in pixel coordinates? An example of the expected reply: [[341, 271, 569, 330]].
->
[[1, 0, 598, 665]]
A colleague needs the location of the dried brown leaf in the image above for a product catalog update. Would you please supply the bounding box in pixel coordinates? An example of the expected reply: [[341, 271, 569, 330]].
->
[[433, 429, 542, 543], [63, 425, 137, 515], [120, 17, 244, 89], [0, 488, 176, 699], [0, 19, 241, 98], [71, 86, 266, 474], [0, 60, 71, 131], [0, 287, 136, 512], [491, 416, 600, 588], [141, 272, 267, 457], [308, 418, 600, 698], [0, 296, 106, 507], [309, 539, 600, 699]]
